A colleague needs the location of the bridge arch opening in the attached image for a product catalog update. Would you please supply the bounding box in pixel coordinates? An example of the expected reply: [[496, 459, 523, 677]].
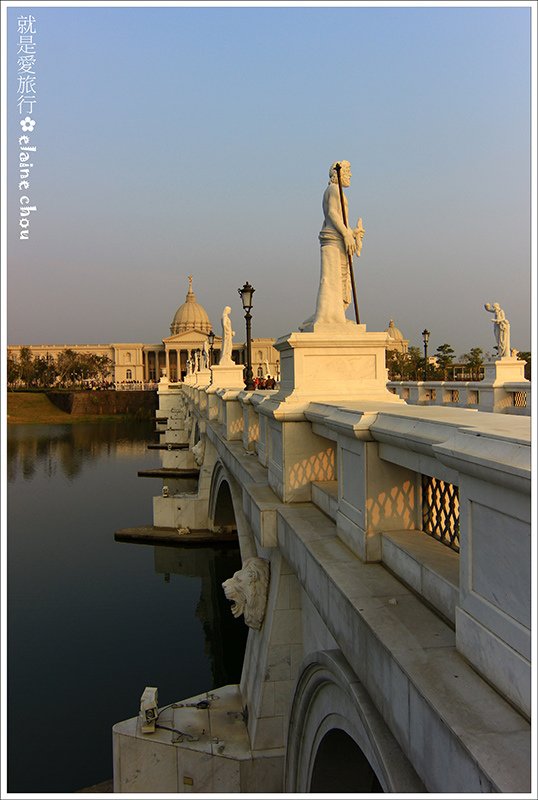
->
[[213, 479, 236, 530], [208, 460, 258, 560], [285, 651, 424, 793], [310, 728, 383, 793]]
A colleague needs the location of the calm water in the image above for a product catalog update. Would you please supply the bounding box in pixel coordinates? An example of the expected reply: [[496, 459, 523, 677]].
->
[[7, 421, 246, 793]]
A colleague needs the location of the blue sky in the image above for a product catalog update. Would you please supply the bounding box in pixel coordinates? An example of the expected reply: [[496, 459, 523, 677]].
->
[[4, 2, 535, 357]]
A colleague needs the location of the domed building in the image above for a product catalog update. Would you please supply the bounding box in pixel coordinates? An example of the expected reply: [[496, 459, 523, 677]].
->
[[385, 319, 408, 354], [157, 276, 220, 381], [7, 275, 280, 386], [157, 276, 278, 382], [170, 276, 212, 336]]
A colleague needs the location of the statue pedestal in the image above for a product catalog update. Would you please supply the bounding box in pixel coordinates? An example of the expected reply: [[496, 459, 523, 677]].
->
[[483, 358, 527, 384], [206, 364, 245, 421], [195, 368, 211, 387], [183, 374, 197, 386], [264, 324, 403, 413], [209, 363, 245, 390]]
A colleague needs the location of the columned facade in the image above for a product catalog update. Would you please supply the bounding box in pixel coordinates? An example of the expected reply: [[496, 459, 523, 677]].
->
[[8, 278, 293, 387]]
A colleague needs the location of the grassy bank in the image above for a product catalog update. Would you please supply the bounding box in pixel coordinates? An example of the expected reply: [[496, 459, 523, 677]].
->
[[7, 392, 133, 424]]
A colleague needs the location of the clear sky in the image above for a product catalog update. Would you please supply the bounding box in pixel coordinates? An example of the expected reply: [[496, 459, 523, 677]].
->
[[4, 1, 535, 358]]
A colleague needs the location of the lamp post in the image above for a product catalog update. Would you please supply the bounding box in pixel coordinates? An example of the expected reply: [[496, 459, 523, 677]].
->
[[238, 281, 255, 391], [208, 330, 215, 367], [422, 329, 430, 381]]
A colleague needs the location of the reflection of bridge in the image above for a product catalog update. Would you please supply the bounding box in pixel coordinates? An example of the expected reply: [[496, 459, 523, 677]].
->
[[113, 339, 531, 793]]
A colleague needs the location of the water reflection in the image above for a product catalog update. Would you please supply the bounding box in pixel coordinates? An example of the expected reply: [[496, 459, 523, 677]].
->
[[7, 420, 155, 481], [153, 546, 247, 689], [8, 422, 247, 793]]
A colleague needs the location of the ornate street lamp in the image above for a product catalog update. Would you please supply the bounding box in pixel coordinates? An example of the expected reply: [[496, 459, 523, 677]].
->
[[208, 330, 215, 366], [422, 329, 430, 381], [238, 282, 255, 391]]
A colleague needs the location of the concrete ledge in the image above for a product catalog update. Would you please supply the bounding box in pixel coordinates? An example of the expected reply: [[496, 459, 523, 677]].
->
[[381, 530, 459, 624], [243, 483, 280, 548], [311, 481, 338, 522], [276, 505, 530, 793]]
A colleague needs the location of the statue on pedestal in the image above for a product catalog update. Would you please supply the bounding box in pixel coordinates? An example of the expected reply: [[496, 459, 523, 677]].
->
[[302, 161, 365, 329], [219, 306, 235, 365], [202, 340, 209, 369], [484, 302, 510, 358]]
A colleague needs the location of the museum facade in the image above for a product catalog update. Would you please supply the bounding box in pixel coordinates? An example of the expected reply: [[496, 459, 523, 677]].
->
[[8, 277, 408, 386], [8, 278, 281, 385]]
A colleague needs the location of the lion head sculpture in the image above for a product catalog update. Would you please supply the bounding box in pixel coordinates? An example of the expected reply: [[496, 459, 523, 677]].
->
[[192, 438, 205, 466], [222, 557, 270, 630]]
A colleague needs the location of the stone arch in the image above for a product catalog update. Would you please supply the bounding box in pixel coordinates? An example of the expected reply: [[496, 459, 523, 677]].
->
[[208, 460, 257, 561], [310, 728, 383, 792], [285, 650, 424, 794]]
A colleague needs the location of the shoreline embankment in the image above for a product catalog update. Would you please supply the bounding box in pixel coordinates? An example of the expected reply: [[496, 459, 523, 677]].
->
[[7, 390, 158, 424]]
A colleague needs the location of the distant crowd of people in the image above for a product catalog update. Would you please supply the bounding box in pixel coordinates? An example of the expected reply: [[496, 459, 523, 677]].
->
[[114, 380, 158, 391], [80, 379, 158, 391], [253, 375, 277, 390]]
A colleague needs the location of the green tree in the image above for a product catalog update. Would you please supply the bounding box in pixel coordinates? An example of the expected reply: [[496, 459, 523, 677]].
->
[[435, 343, 455, 380], [517, 351, 531, 380], [404, 347, 424, 381], [56, 349, 81, 386], [18, 347, 35, 386], [461, 347, 484, 381], [7, 354, 20, 387], [89, 354, 113, 383], [386, 349, 408, 380], [33, 354, 58, 387]]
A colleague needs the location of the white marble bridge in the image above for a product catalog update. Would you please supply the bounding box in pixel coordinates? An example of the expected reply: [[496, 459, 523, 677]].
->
[[113, 321, 531, 794]]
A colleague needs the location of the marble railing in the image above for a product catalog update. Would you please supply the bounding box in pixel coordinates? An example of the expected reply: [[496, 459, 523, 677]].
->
[[161, 378, 531, 721], [387, 379, 531, 415]]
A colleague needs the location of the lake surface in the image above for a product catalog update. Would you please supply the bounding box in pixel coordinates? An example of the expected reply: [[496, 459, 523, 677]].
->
[[7, 421, 246, 793]]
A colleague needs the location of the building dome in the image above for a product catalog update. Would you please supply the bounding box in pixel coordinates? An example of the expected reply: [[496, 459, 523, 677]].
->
[[386, 319, 405, 341], [170, 276, 212, 335]]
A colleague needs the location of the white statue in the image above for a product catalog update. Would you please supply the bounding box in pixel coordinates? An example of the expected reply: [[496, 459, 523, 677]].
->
[[302, 161, 365, 328], [219, 306, 235, 365], [186, 357, 192, 376], [195, 350, 200, 372], [263, 359, 270, 377], [222, 557, 270, 630], [484, 302, 510, 358], [202, 340, 209, 368]]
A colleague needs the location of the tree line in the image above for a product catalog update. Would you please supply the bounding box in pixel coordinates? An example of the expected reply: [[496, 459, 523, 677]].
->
[[387, 344, 531, 382], [7, 348, 114, 389]]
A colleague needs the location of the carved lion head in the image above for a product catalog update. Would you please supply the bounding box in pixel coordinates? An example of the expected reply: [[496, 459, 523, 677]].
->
[[222, 557, 270, 631]]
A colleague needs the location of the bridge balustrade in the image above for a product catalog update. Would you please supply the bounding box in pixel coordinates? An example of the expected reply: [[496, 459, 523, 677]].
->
[[388, 379, 531, 415], [144, 379, 530, 793], [189, 383, 530, 721]]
